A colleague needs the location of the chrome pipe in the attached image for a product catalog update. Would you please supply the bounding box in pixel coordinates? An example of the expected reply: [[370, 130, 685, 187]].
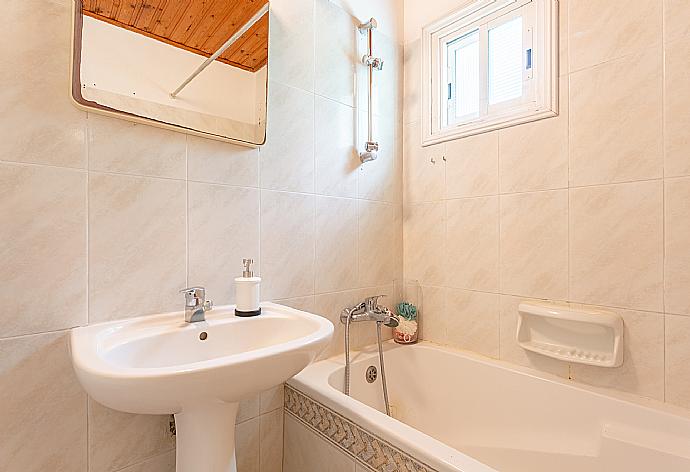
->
[[344, 309, 353, 396], [376, 321, 392, 416]]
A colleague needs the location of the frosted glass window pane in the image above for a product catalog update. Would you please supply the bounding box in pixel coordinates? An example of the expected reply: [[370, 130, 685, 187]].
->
[[488, 16, 523, 105], [453, 30, 480, 118]]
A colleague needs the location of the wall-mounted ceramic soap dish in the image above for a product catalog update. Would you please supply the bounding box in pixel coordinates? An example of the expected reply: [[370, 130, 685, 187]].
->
[[517, 302, 624, 367]]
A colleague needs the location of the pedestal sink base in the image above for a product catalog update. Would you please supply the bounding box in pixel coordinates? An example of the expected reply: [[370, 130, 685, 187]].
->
[[174, 402, 239, 472]]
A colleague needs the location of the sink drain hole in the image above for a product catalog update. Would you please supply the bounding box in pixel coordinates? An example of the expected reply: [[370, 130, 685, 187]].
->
[[366, 365, 377, 383], [199, 332, 208, 341]]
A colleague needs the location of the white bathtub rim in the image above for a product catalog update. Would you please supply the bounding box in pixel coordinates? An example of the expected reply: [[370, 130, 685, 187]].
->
[[289, 341, 690, 472]]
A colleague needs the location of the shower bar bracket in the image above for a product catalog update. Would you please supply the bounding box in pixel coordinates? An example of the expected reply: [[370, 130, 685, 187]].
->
[[359, 18, 383, 164]]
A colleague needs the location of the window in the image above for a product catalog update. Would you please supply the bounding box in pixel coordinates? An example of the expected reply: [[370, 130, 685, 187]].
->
[[422, 0, 558, 146]]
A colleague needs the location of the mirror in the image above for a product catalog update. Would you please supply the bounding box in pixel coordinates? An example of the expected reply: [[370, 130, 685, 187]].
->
[[71, 0, 269, 146]]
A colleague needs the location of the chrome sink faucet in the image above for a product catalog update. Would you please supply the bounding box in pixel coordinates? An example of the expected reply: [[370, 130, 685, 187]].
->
[[180, 287, 213, 323]]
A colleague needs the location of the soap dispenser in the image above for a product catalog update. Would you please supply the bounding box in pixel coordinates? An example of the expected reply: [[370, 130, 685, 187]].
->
[[235, 258, 261, 317]]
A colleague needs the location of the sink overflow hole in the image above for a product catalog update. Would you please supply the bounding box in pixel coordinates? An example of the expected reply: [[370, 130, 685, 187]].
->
[[366, 365, 377, 383], [199, 332, 208, 341]]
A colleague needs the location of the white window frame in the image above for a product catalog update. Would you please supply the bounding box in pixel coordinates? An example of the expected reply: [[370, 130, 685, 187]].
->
[[421, 0, 558, 146]]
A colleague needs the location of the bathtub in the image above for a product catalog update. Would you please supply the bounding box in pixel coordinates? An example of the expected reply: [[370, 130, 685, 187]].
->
[[287, 342, 690, 472]]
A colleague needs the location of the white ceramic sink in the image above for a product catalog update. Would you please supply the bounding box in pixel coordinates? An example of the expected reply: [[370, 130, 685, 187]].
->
[[70, 302, 333, 472]]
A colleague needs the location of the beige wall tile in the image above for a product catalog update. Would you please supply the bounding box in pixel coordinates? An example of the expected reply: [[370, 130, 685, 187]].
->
[[236, 417, 260, 472], [359, 112, 402, 203], [260, 191, 315, 300], [118, 451, 175, 472], [445, 289, 500, 358], [372, 33, 404, 120], [403, 202, 445, 286], [259, 409, 284, 472], [315, 97, 359, 198], [0, 163, 87, 337], [499, 295, 570, 378], [0, 332, 87, 472], [665, 0, 690, 43], [188, 183, 260, 305], [314, 289, 362, 359], [446, 197, 499, 292], [316, 196, 358, 293], [89, 173, 186, 322], [570, 307, 664, 400], [558, 0, 569, 77], [445, 132, 499, 199], [500, 190, 569, 300], [569, 0, 661, 71], [273, 296, 316, 312], [667, 315, 690, 409], [499, 78, 568, 193], [88, 400, 174, 472], [403, 121, 445, 203], [260, 82, 315, 192], [664, 37, 690, 178], [88, 115, 186, 179], [403, 40, 421, 125], [187, 136, 259, 187], [665, 177, 690, 315], [570, 181, 663, 311], [419, 285, 447, 344], [268, 0, 315, 91], [315, 0, 358, 106], [237, 394, 261, 424], [283, 414, 355, 472], [260, 385, 285, 414], [0, 0, 86, 169], [358, 201, 401, 288], [570, 49, 662, 186]]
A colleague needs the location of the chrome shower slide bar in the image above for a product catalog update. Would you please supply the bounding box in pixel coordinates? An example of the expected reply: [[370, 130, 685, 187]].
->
[[359, 18, 383, 164]]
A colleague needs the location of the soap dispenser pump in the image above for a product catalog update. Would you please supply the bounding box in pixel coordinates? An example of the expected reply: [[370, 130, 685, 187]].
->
[[235, 258, 261, 317]]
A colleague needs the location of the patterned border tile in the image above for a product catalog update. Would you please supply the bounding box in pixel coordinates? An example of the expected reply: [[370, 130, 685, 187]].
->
[[284, 384, 439, 472]]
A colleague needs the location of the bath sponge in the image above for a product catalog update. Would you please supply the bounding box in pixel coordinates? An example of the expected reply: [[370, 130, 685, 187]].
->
[[396, 302, 417, 321]]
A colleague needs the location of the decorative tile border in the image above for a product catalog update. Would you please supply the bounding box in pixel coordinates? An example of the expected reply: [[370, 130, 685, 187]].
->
[[284, 385, 439, 472]]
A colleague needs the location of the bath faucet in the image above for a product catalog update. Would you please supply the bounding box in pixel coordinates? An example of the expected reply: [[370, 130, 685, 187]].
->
[[340, 295, 398, 327], [180, 287, 213, 323], [340, 295, 397, 415]]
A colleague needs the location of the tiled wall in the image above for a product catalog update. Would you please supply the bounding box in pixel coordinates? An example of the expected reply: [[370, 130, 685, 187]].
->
[[284, 415, 362, 472], [403, 0, 690, 408], [0, 0, 402, 470]]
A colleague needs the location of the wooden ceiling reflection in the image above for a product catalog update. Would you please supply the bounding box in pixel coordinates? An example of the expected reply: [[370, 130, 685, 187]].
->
[[82, 0, 269, 72]]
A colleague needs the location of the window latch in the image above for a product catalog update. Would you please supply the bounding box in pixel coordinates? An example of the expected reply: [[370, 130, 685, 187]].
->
[[448, 83, 452, 100], [526, 48, 532, 70]]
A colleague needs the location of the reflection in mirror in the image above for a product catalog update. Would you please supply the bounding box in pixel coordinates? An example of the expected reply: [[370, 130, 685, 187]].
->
[[72, 0, 269, 146]]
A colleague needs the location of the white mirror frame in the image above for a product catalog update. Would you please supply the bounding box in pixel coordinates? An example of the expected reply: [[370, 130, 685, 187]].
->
[[69, 1, 268, 148]]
